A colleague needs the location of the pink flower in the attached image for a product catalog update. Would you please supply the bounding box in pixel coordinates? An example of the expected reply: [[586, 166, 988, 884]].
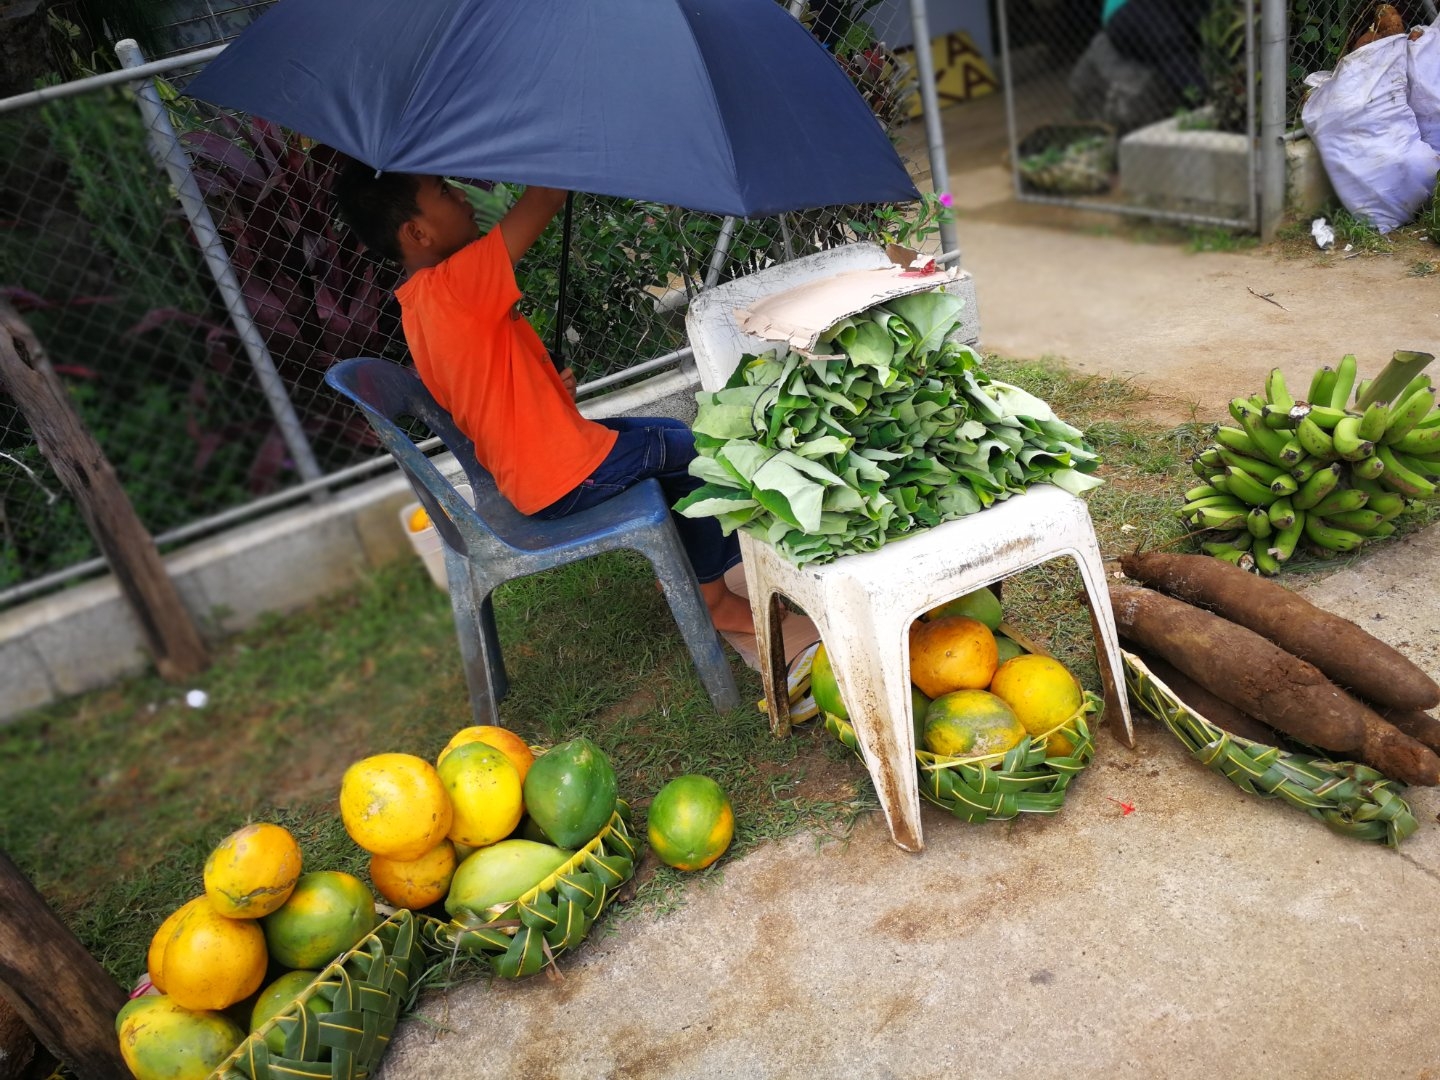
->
[[938, 192, 954, 208]]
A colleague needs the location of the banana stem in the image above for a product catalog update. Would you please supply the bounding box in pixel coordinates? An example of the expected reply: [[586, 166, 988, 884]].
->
[[1356, 351, 1435, 409]]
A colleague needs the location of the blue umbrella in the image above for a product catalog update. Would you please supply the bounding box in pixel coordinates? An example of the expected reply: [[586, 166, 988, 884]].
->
[[185, 0, 919, 218]]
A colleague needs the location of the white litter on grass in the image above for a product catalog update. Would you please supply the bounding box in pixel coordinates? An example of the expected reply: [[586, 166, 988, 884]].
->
[[1311, 217, 1336, 250], [185, 689, 209, 709]]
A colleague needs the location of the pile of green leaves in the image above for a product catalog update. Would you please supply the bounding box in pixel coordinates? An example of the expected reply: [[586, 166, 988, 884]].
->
[[675, 289, 1103, 565]]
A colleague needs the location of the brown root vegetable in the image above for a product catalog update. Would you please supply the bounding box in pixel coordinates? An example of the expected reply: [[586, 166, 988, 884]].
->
[[1119, 551, 1440, 711], [1109, 582, 1369, 751], [1359, 713, 1440, 786], [1135, 651, 1278, 744], [1374, 706, 1440, 755], [1352, 29, 1379, 49]]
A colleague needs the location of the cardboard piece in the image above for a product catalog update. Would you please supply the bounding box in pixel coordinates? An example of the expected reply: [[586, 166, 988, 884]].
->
[[734, 261, 963, 355]]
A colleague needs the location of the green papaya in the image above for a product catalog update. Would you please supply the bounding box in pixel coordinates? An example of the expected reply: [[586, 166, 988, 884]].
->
[[522, 737, 618, 848], [445, 839, 574, 917]]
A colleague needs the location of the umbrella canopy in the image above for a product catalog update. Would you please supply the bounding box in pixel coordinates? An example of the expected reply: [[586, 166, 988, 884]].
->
[[185, 0, 919, 217]]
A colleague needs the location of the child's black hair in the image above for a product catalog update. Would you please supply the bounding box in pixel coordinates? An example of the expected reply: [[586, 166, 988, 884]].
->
[[331, 159, 421, 263]]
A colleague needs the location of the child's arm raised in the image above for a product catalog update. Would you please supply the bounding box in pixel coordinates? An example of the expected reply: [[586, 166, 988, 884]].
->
[[498, 186, 569, 266]]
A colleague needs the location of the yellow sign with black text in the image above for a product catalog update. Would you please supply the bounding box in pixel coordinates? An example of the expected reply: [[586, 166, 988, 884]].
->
[[895, 31, 999, 116]]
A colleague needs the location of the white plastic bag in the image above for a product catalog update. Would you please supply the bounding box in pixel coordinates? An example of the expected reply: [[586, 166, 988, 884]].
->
[[1302, 34, 1440, 233], [1409, 22, 1440, 152]]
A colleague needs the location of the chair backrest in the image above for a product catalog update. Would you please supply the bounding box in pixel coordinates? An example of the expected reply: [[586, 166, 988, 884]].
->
[[686, 243, 894, 391], [325, 357, 533, 559]]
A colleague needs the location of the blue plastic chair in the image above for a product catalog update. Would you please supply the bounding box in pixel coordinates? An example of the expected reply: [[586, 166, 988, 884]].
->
[[325, 357, 741, 723]]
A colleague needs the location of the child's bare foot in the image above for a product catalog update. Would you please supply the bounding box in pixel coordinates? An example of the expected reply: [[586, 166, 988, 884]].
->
[[699, 581, 755, 635]]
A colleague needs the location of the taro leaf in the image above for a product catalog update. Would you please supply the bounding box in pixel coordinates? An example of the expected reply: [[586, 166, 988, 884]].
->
[[691, 385, 768, 439], [882, 291, 966, 355], [832, 320, 895, 373], [869, 310, 916, 361], [716, 442, 776, 485], [1048, 468, 1107, 495], [673, 486, 760, 519], [751, 455, 832, 532]]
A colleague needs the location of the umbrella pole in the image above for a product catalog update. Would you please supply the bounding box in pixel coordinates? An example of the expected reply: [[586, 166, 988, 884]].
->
[[551, 192, 575, 372]]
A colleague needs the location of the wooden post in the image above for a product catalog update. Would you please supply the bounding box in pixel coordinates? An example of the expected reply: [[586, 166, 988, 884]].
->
[[0, 298, 209, 681], [0, 850, 128, 1079]]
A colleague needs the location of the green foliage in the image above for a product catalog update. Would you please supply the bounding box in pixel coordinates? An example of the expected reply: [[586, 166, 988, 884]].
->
[[847, 191, 954, 251], [1198, 0, 1252, 135], [1288, 0, 1368, 122]]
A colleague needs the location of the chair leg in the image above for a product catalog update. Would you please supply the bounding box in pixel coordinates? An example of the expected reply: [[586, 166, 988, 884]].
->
[[821, 603, 926, 852], [754, 590, 792, 738], [644, 533, 740, 713], [444, 545, 502, 726]]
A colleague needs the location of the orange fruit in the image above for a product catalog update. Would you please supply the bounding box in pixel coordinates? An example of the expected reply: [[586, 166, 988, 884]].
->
[[909, 615, 999, 698], [438, 725, 535, 785], [407, 506, 431, 532], [369, 839, 458, 909], [159, 897, 269, 1011], [646, 775, 734, 872], [339, 752, 453, 861], [989, 654, 1085, 756], [118, 994, 245, 1080], [261, 870, 376, 970], [203, 822, 302, 918], [922, 690, 1027, 758], [437, 740, 524, 848], [146, 896, 208, 993]]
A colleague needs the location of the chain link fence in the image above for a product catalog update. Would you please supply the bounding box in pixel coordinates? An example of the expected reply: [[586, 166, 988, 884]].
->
[[0, 2, 938, 608], [997, 0, 1259, 228]]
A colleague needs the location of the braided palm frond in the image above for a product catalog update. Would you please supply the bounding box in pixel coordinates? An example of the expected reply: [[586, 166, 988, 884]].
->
[[825, 692, 1099, 823], [418, 806, 639, 979], [215, 909, 425, 1079], [1123, 651, 1418, 848]]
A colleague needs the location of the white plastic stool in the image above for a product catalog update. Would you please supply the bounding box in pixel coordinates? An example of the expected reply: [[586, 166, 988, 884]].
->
[[686, 244, 1133, 852]]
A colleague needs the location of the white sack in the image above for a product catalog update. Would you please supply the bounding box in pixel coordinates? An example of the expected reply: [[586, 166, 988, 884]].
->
[[1302, 33, 1440, 233], [1409, 22, 1440, 152]]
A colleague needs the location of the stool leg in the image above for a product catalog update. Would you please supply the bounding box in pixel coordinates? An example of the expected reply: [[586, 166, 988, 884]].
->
[[1069, 548, 1135, 748], [444, 546, 502, 726], [754, 590, 792, 738], [822, 606, 925, 852]]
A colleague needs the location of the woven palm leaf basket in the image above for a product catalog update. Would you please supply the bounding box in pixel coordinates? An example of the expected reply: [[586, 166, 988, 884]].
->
[[418, 805, 639, 979], [779, 629, 1100, 824], [1122, 650, 1418, 848], [213, 908, 424, 1080]]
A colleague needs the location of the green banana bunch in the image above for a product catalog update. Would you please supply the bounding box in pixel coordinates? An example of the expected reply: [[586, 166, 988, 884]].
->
[[1183, 353, 1438, 575]]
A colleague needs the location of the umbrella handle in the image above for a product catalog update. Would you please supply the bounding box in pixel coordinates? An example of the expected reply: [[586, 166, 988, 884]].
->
[[550, 191, 575, 371]]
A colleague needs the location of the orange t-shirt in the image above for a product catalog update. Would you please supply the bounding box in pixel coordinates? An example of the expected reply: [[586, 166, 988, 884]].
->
[[394, 230, 617, 514]]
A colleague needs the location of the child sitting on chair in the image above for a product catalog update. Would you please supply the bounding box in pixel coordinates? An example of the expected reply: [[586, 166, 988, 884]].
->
[[331, 162, 754, 635]]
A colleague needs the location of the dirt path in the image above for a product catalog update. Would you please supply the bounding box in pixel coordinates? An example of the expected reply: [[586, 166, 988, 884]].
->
[[948, 165, 1440, 424]]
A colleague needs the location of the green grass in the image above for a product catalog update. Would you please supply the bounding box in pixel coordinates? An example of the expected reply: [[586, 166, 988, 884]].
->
[[0, 356, 1215, 991], [1186, 226, 1260, 254], [1409, 260, 1436, 278]]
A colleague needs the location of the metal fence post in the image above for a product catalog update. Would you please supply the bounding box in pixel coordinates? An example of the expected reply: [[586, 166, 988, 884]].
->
[[905, 0, 959, 256], [114, 38, 327, 491], [1258, 0, 1288, 240]]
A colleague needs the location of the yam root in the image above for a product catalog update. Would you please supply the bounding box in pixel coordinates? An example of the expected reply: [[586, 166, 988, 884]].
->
[[1360, 713, 1440, 786], [1374, 706, 1440, 755], [1109, 582, 1369, 751], [1135, 651, 1278, 745], [1119, 551, 1440, 711]]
